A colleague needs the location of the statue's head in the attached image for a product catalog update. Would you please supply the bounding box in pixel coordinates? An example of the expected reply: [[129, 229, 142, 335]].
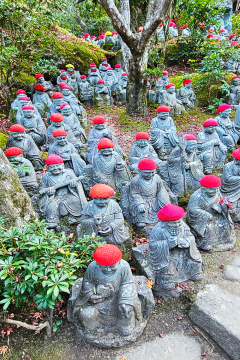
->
[[34, 84, 45, 94], [90, 62, 97, 70], [166, 83, 176, 94], [19, 96, 31, 107], [101, 58, 108, 65], [183, 79, 192, 89], [59, 70, 68, 80], [45, 154, 64, 175], [217, 104, 232, 118], [135, 132, 149, 148], [84, 33, 90, 40], [5, 147, 24, 163], [184, 134, 197, 154], [16, 89, 26, 99], [61, 86, 71, 96], [35, 74, 44, 84], [202, 118, 218, 134], [231, 76, 240, 86], [66, 64, 75, 74], [158, 204, 184, 230], [115, 64, 121, 72], [90, 183, 115, 208], [52, 129, 68, 146], [97, 80, 105, 89], [93, 116, 106, 130], [93, 244, 122, 276], [60, 102, 71, 116], [200, 175, 221, 198], [80, 75, 87, 83], [138, 158, 157, 179], [22, 105, 35, 118], [52, 92, 63, 106], [50, 113, 64, 128], [156, 105, 170, 120], [162, 71, 168, 81], [98, 138, 115, 157], [121, 73, 128, 87], [232, 149, 240, 167], [9, 124, 26, 140], [106, 67, 114, 76]]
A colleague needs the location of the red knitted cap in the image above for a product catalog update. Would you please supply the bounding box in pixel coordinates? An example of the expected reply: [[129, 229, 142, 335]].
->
[[135, 132, 149, 140], [9, 124, 25, 132], [162, 71, 168, 75], [97, 138, 115, 149], [184, 134, 197, 141], [80, 75, 86, 79], [156, 105, 170, 113], [158, 204, 185, 221], [183, 79, 192, 85], [93, 244, 122, 266], [90, 183, 115, 198], [231, 41, 239, 46], [34, 84, 45, 91], [112, 32, 118, 35], [62, 85, 71, 90], [59, 102, 69, 110], [52, 129, 67, 137], [60, 70, 66, 73], [122, 73, 127, 76], [200, 175, 221, 187], [232, 76, 240, 79], [93, 116, 106, 124], [50, 113, 64, 122], [202, 118, 218, 127], [35, 74, 44, 79], [217, 104, 232, 113], [138, 158, 157, 170], [102, 58, 107, 61], [229, 34, 236, 40], [58, 82, 66, 88], [207, 34, 214, 38], [169, 22, 174, 27], [97, 80, 105, 84], [138, 26, 143, 31], [45, 154, 63, 165], [219, 29, 225, 33], [182, 24, 188, 29], [90, 62, 96, 66], [20, 96, 31, 101], [232, 148, 240, 160], [85, 33, 90, 37], [90, 36, 95, 39], [5, 147, 23, 156], [115, 64, 121, 68], [166, 83, 175, 89], [52, 92, 63, 99], [16, 89, 26, 95], [172, 24, 177, 28], [107, 67, 113, 70], [22, 105, 34, 110], [209, 28, 214, 32]]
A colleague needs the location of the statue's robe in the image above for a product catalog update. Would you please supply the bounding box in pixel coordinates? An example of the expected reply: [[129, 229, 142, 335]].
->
[[182, 28, 191, 36], [6, 134, 43, 170], [48, 142, 86, 176], [114, 69, 123, 80], [87, 68, 100, 77], [99, 63, 110, 77], [103, 74, 118, 94], [129, 144, 160, 173], [11, 98, 22, 110], [155, 77, 169, 103], [50, 102, 62, 115], [66, 70, 81, 96], [62, 93, 86, 123], [169, 27, 178, 38], [78, 199, 129, 245], [229, 84, 240, 105], [221, 161, 240, 221], [214, 115, 240, 151], [150, 116, 179, 155], [149, 221, 202, 290], [33, 92, 52, 112], [161, 92, 184, 116], [87, 73, 101, 86], [129, 174, 171, 224], [93, 86, 112, 107], [62, 113, 86, 143], [177, 86, 197, 110], [18, 115, 46, 147], [186, 188, 235, 250], [46, 123, 83, 151], [167, 146, 203, 196], [11, 158, 38, 196], [79, 81, 93, 104], [16, 105, 42, 124]]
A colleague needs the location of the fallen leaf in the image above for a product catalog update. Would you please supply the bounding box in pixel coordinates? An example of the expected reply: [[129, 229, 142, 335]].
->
[[177, 316, 183, 320], [159, 331, 164, 338], [0, 346, 8, 355], [25, 340, 29, 344], [4, 327, 13, 336], [219, 264, 224, 269], [232, 249, 236, 254], [32, 321, 38, 326], [26, 356, 32, 360], [145, 279, 154, 288], [35, 330, 40, 335], [120, 357, 127, 360], [157, 299, 162, 304], [201, 352, 207, 356]]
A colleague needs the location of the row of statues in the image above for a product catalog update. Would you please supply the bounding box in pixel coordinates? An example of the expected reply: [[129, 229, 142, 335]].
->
[[82, 31, 121, 52]]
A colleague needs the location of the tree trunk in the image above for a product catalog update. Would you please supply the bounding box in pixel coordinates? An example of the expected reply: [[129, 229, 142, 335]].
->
[[120, 0, 132, 72]]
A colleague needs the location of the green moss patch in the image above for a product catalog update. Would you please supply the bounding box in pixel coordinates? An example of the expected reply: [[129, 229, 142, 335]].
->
[[0, 132, 8, 150]]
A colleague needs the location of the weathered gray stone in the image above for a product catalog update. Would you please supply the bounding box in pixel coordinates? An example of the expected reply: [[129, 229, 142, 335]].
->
[[224, 257, 240, 282], [189, 284, 240, 360]]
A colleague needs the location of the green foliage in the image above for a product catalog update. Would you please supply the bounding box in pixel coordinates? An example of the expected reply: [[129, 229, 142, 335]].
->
[[32, 59, 59, 77], [0, 132, 8, 150], [232, 14, 240, 36]]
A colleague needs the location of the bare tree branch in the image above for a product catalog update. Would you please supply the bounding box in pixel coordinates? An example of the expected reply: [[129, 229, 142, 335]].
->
[[0, 318, 52, 337]]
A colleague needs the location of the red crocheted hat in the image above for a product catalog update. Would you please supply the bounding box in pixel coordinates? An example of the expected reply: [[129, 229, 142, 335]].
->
[[138, 26, 143, 31], [135, 132, 149, 140], [232, 76, 240, 79], [90, 36, 95, 39], [62, 85, 71, 90], [200, 175, 221, 187], [58, 82, 66, 88], [172, 24, 177, 28], [219, 29, 225, 33], [60, 70, 66, 73], [52, 129, 67, 137], [162, 71, 168, 75], [209, 28, 214, 32], [158, 204, 185, 221], [202, 118, 218, 127], [115, 64, 121, 68], [207, 34, 214, 38], [90, 62, 96, 66], [5, 147, 23, 156], [217, 104, 232, 113], [99, 35, 105, 39], [229, 34, 236, 40], [112, 32, 118, 35], [138, 158, 157, 170], [9, 124, 25, 132], [85, 33, 90, 37], [45, 154, 63, 165], [156, 105, 170, 113], [102, 58, 107, 61], [183, 79, 192, 85], [50, 113, 64, 122], [182, 24, 188, 29], [90, 183, 115, 199], [19, 96, 31, 101], [166, 83, 175, 89], [52, 92, 63, 99], [107, 67, 113, 70], [122, 73, 127, 76], [97, 80, 105, 84], [231, 41, 239, 46], [93, 244, 122, 266], [16, 89, 26, 95], [80, 75, 86, 79], [97, 138, 115, 149], [93, 116, 106, 124], [33, 84, 45, 91], [169, 22, 174, 27], [35, 74, 44, 79], [184, 134, 197, 141], [22, 105, 34, 110], [232, 148, 240, 160], [59, 102, 69, 110]]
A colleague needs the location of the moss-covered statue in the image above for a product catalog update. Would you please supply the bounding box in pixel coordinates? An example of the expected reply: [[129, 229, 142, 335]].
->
[[99, 58, 110, 77], [93, 80, 113, 107], [88, 62, 100, 77], [61, 85, 87, 125], [65, 64, 81, 96], [16, 96, 42, 124], [102, 67, 118, 94], [228, 76, 240, 105], [177, 79, 197, 110], [197, 118, 227, 174], [103, 31, 115, 50], [68, 244, 154, 347], [37, 154, 87, 228], [6, 124, 43, 171], [161, 83, 184, 117], [11, 89, 26, 110], [60, 102, 87, 143], [31, 73, 54, 98], [5, 147, 38, 196], [87, 68, 101, 86], [150, 106, 179, 159], [187, 175, 235, 251], [132, 204, 203, 299], [115, 73, 128, 106], [114, 64, 123, 79], [48, 129, 86, 176], [50, 92, 64, 115], [32, 84, 52, 116], [155, 70, 169, 104], [78, 75, 93, 106]]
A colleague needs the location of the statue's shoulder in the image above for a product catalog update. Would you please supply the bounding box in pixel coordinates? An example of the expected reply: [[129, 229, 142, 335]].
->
[[189, 188, 201, 203], [63, 123, 71, 131], [109, 198, 121, 211], [65, 168, 76, 178], [131, 174, 140, 185], [149, 222, 164, 240], [197, 131, 204, 140], [119, 259, 131, 272]]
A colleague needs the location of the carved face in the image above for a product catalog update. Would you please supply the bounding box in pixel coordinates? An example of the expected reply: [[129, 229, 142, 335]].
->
[[51, 120, 63, 128], [167, 86, 175, 94], [23, 109, 34, 118], [17, 94, 25, 100], [36, 90, 43, 95], [185, 140, 197, 153], [220, 108, 231, 118], [8, 154, 24, 163], [94, 124, 105, 130], [140, 169, 156, 180], [20, 100, 30, 107], [55, 136, 68, 146], [162, 75, 168, 81], [166, 219, 182, 230], [47, 163, 64, 175], [232, 78, 240, 86], [201, 186, 218, 197], [37, 77, 44, 84], [234, 158, 240, 166], [99, 261, 120, 276], [136, 139, 148, 147], [157, 112, 169, 120], [81, 79, 86, 83], [93, 197, 110, 208], [11, 132, 25, 141], [90, 66, 96, 70], [62, 88, 71, 96], [99, 148, 113, 157], [122, 77, 128, 83], [53, 98, 63, 106], [115, 68, 121, 72], [184, 83, 192, 89], [204, 126, 216, 134], [102, 60, 108, 64], [97, 83, 104, 88], [107, 70, 113, 76], [67, 67, 74, 73], [61, 105, 72, 116]]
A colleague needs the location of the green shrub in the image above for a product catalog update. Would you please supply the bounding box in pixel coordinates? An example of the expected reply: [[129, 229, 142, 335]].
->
[[0, 132, 8, 150]]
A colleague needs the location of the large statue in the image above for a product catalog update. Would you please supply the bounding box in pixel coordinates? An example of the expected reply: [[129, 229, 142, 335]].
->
[[99, 58, 110, 78], [132, 204, 203, 299], [60, 102, 86, 143], [37, 154, 87, 228], [68, 244, 154, 347], [50, 92, 64, 115], [78, 75, 93, 106], [87, 116, 124, 164], [93, 80, 113, 107], [197, 118, 227, 174], [77, 184, 130, 246], [32, 84, 52, 116], [11, 89, 26, 110], [87, 68, 101, 86], [102, 68, 118, 94], [48, 129, 86, 176], [6, 124, 43, 171], [31, 73, 53, 98], [161, 83, 184, 117], [65, 64, 81, 96], [177, 79, 197, 110], [114, 64, 123, 79], [5, 147, 38, 196], [187, 175, 235, 251], [115, 73, 128, 106], [150, 106, 179, 159], [88, 62, 100, 77], [61, 86, 87, 125], [156, 70, 170, 104], [228, 76, 240, 105]]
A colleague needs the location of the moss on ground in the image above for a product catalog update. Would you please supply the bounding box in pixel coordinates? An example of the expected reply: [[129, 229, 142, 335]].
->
[[118, 110, 151, 132], [0, 132, 8, 150]]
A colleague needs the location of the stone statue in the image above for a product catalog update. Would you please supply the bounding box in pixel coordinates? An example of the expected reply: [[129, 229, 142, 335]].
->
[[99, 58, 110, 78], [177, 79, 197, 110], [93, 80, 113, 107], [156, 71, 170, 104], [197, 118, 227, 174], [65, 64, 81, 96], [88, 62, 100, 77], [77, 184, 130, 245], [214, 104, 240, 151], [48, 129, 86, 176], [18, 105, 46, 148], [16, 96, 42, 124], [228, 76, 240, 105], [6, 124, 43, 171], [132, 204, 203, 299], [102, 68, 118, 94], [114, 64, 123, 79], [68, 244, 154, 347], [115, 73, 128, 106], [87, 116, 125, 164], [87, 69, 101, 86], [169, 23, 178, 38], [31, 74, 53, 98], [11, 89, 26, 110], [60, 102, 87, 143], [112, 34, 121, 52], [5, 147, 38, 196], [187, 174, 236, 251], [112, 31, 118, 41], [61, 86, 87, 125], [215, 0, 233, 32], [157, 24, 165, 42], [90, 35, 97, 44], [37, 154, 87, 228], [83, 33, 91, 42], [97, 35, 105, 48], [150, 106, 179, 159], [57, 70, 70, 91], [103, 32, 115, 51], [182, 25, 191, 36], [161, 83, 184, 117], [32, 84, 52, 116], [50, 92, 64, 115], [78, 75, 93, 106]]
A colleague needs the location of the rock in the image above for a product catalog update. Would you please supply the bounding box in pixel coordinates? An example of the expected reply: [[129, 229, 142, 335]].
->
[[224, 257, 240, 282], [189, 284, 240, 360]]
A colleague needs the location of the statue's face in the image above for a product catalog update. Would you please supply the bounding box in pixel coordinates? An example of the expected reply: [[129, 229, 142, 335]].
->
[[98, 83, 104, 88], [185, 83, 192, 89], [115, 68, 121, 72], [107, 70, 113, 76], [67, 67, 74, 73], [157, 112, 169, 120], [186, 140, 197, 153], [62, 89, 70, 96], [17, 94, 25, 99], [102, 60, 107, 64], [93, 197, 110, 208], [8, 154, 23, 163], [81, 79, 86, 83], [36, 90, 43, 95], [167, 86, 175, 94], [37, 77, 44, 84], [220, 109, 231, 118], [55, 136, 68, 146], [20, 100, 29, 107], [99, 261, 120, 276], [140, 169, 156, 180], [53, 98, 63, 106], [234, 158, 240, 166], [202, 186, 218, 197], [162, 75, 168, 81], [95, 124, 105, 130], [232, 79, 240, 86], [90, 66, 96, 70], [47, 163, 64, 175], [62, 105, 72, 116], [204, 126, 216, 134], [166, 219, 182, 230], [136, 139, 148, 147], [99, 148, 113, 156], [51, 120, 63, 128], [11, 132, 25, 141], [23, 109, 34, 118]]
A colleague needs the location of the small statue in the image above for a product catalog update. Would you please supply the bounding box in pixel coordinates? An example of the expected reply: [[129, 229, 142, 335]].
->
[[156, 70, 170, 104], [97, 34, 105, 48], [115, 73, 128, 106], [228, 76, 240, 105], [112, 34, 121, 51], [177, 79, 197, 110], [60, 102, 87, 143], [112, 31, 118, 41], [102, 67, 118, 94], [157, 24, 165, 42], [150, 106, 179, 159], [11, 89, 26, 110], [93, 80, 113, 107], [33, 84, 52, 116], [18, 105, 46, 148], [48, 129, 86, 176], [83, 33, 91, 42], [99, 58, 110, 78], [78, 75, 93, 106], [114, 64, 123, 79], [169, 23, 178, 38], [87, 68, 102, 86], [5, 147, 38, 196], [31, 74, 53, 98], [182, 24, 191, 36], [77, 184, 130, 245], [16, 96, 42, 124], [61, 86, 87, 125], [65, 64, 81, 96], [187, 175, 236, 251], [36, 154, 87, 228], [50, 92, 64, 115], [6, 124, 43, 171], [69, 244, 154, 347], [161, 83, 184, 117], [103, 31, 115, 50], [88, 62, 100, 77], [214, 104, 240, 151], [90, 35, 97, 44], [87, 116, 125, 164], [57, 70, 70, 91], [197, 118, 227, 174]]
